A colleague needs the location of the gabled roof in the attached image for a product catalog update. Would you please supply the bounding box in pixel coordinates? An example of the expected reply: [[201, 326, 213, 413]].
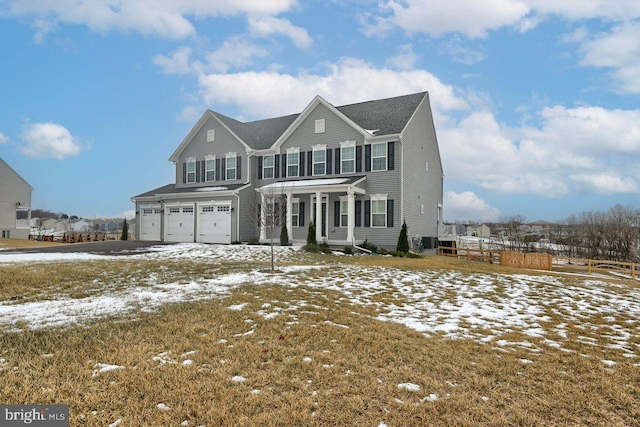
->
[[170, 92, 429, 160], [337, 92, 427, 136], [0, 157, 34, 190]]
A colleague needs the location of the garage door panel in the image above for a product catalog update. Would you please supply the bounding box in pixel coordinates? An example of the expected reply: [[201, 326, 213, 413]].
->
[[198, 205, 231, 244], [140, 208, 161, 241], [166, 206, 194, 242]]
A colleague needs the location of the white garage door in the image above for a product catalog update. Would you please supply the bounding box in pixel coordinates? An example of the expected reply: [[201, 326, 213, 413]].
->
[[140, 208, 161, 241], [165, 206, 195, 242], [198, 205, 231, 244]]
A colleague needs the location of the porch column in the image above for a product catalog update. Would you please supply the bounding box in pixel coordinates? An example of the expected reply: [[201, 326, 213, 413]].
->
[[259, 192, 266, 240], [286, 193, 292, 239], [347, 189, 355, 245], [315, 191, 322, 243]]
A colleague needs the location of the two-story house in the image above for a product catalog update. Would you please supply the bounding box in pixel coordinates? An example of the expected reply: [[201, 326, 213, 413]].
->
[[132, 92, 443, 249], [0, 157, 33, 239]]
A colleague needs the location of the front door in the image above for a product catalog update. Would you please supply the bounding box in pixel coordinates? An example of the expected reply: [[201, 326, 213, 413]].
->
[[312, 196, 328, 237]]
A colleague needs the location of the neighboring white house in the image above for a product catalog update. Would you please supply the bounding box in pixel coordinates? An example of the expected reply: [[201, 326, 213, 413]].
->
[[467, 224, 491, 238], [133, 92, 443, 249], [0, 157, 33, 239]]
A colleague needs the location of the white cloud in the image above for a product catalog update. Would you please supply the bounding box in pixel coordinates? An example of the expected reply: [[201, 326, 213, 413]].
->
[[247, 15, 312, 50], [370, 0, 530, 39], [19, 122, 86, 160], [7, 0, 298, 41], [196, 57, 468, 119], [575, 21, 640, 94], [153, 46, 197, 75], [0, 132, 9, 144], [440, 105, 640, 197], [206, 36, 270, 73], [438, 37, 484, 65], [366, 0, 640, 39], [444, 191, 501, 222], [385, 43, 420, 70]]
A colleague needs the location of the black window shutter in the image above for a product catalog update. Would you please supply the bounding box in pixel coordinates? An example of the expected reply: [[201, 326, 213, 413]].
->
[[326, 149, 332, 175], [195, 160, 201, 183], [299, 151, 305, 177], [215, 159, 220, 181], [274, 155, 280, 178], [356, 146, 362, 173], [299, 202, 305, 227], [281, 154, 287, 178], [334, 200, 340, 227], [182, 162, 186, 183], [387, 200, 394, 227], [202, 160, 207, 182], [334, 148, 340, 174], [237, 156, 242, 180], [388, 142, 395, 170], [355, 200, 361, 227], [307, 151, 313, 176], [221, 158, 226, 181], [258, 156, 263, 180], [364, 200, 370, 227], [365, 145, 371, 172]]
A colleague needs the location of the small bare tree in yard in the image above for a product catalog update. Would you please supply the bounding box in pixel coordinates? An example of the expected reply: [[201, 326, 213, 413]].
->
[[495, 215, 527, 251], [251, 182, 288, 272]]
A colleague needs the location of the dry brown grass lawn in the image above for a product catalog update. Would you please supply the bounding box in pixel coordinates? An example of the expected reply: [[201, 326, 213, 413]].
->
[[0, 250, 638, 426], [0, 237, 66, 249]]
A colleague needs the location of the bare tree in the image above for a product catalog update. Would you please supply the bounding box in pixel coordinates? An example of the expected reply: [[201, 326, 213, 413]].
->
[[251, 181, 288, 271], [495, 215, 527, 251]]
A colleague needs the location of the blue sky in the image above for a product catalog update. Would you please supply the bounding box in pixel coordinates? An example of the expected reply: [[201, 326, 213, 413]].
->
[[1, 0, 639, 223]]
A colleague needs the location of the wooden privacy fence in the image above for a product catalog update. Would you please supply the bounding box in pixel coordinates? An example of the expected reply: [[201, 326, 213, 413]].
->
[[438, 247, 638, 279]]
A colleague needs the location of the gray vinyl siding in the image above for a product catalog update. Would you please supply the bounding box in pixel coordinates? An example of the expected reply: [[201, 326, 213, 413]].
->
[[0, 160, 32, 239], [176, 116, 247, 189], [401, 93, 443, 240], [237, 185, 257, 242], [354, 160, 401, 250]]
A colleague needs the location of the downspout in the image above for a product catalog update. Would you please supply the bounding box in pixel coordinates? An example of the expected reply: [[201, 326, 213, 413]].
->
[[399, 134, 404, 234], [233, 191, 241, 243]]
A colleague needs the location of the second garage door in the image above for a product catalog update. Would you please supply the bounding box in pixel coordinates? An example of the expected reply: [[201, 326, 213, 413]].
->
[[198, 205, 231, 244], [165, 206, 195, 242]]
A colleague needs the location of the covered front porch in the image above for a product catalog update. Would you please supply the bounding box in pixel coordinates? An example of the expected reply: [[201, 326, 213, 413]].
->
[[256, 176, 366, 246]]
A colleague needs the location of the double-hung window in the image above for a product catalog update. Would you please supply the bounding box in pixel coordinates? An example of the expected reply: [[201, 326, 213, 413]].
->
[[205, 156, 216, 182], [226, 153, 237, 180], [287, 148, 299, 177], [371, 142, 387, 171], [312, 145, 326, 176], [291, 199, 300, 227], [339, 197, 348, 227], [186, 158, 196, 183], [341, 141, 355, 174], [371, 195, 387, 228], [263, 154, 274, 179]]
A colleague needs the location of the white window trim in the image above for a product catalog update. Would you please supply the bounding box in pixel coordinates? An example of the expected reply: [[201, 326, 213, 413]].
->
[[371, 141, 388, 172], [291, 197, 300, 227], [186, 157, 197, 184], [370, 194, 387, 228], [315, 119, 325, 134], [340, 141, 356, 174], [312, 144, 327, 176], [205, 155, 216, 182], [225, 152, 237, 181], [207, 129, 215, 142], [263, 154, 275, 180], [286, 147, 300, 178]]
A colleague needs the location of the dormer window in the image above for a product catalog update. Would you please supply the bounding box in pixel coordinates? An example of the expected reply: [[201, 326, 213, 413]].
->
[[315, 119, 325, 134], [207, 129, 215, 142]]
